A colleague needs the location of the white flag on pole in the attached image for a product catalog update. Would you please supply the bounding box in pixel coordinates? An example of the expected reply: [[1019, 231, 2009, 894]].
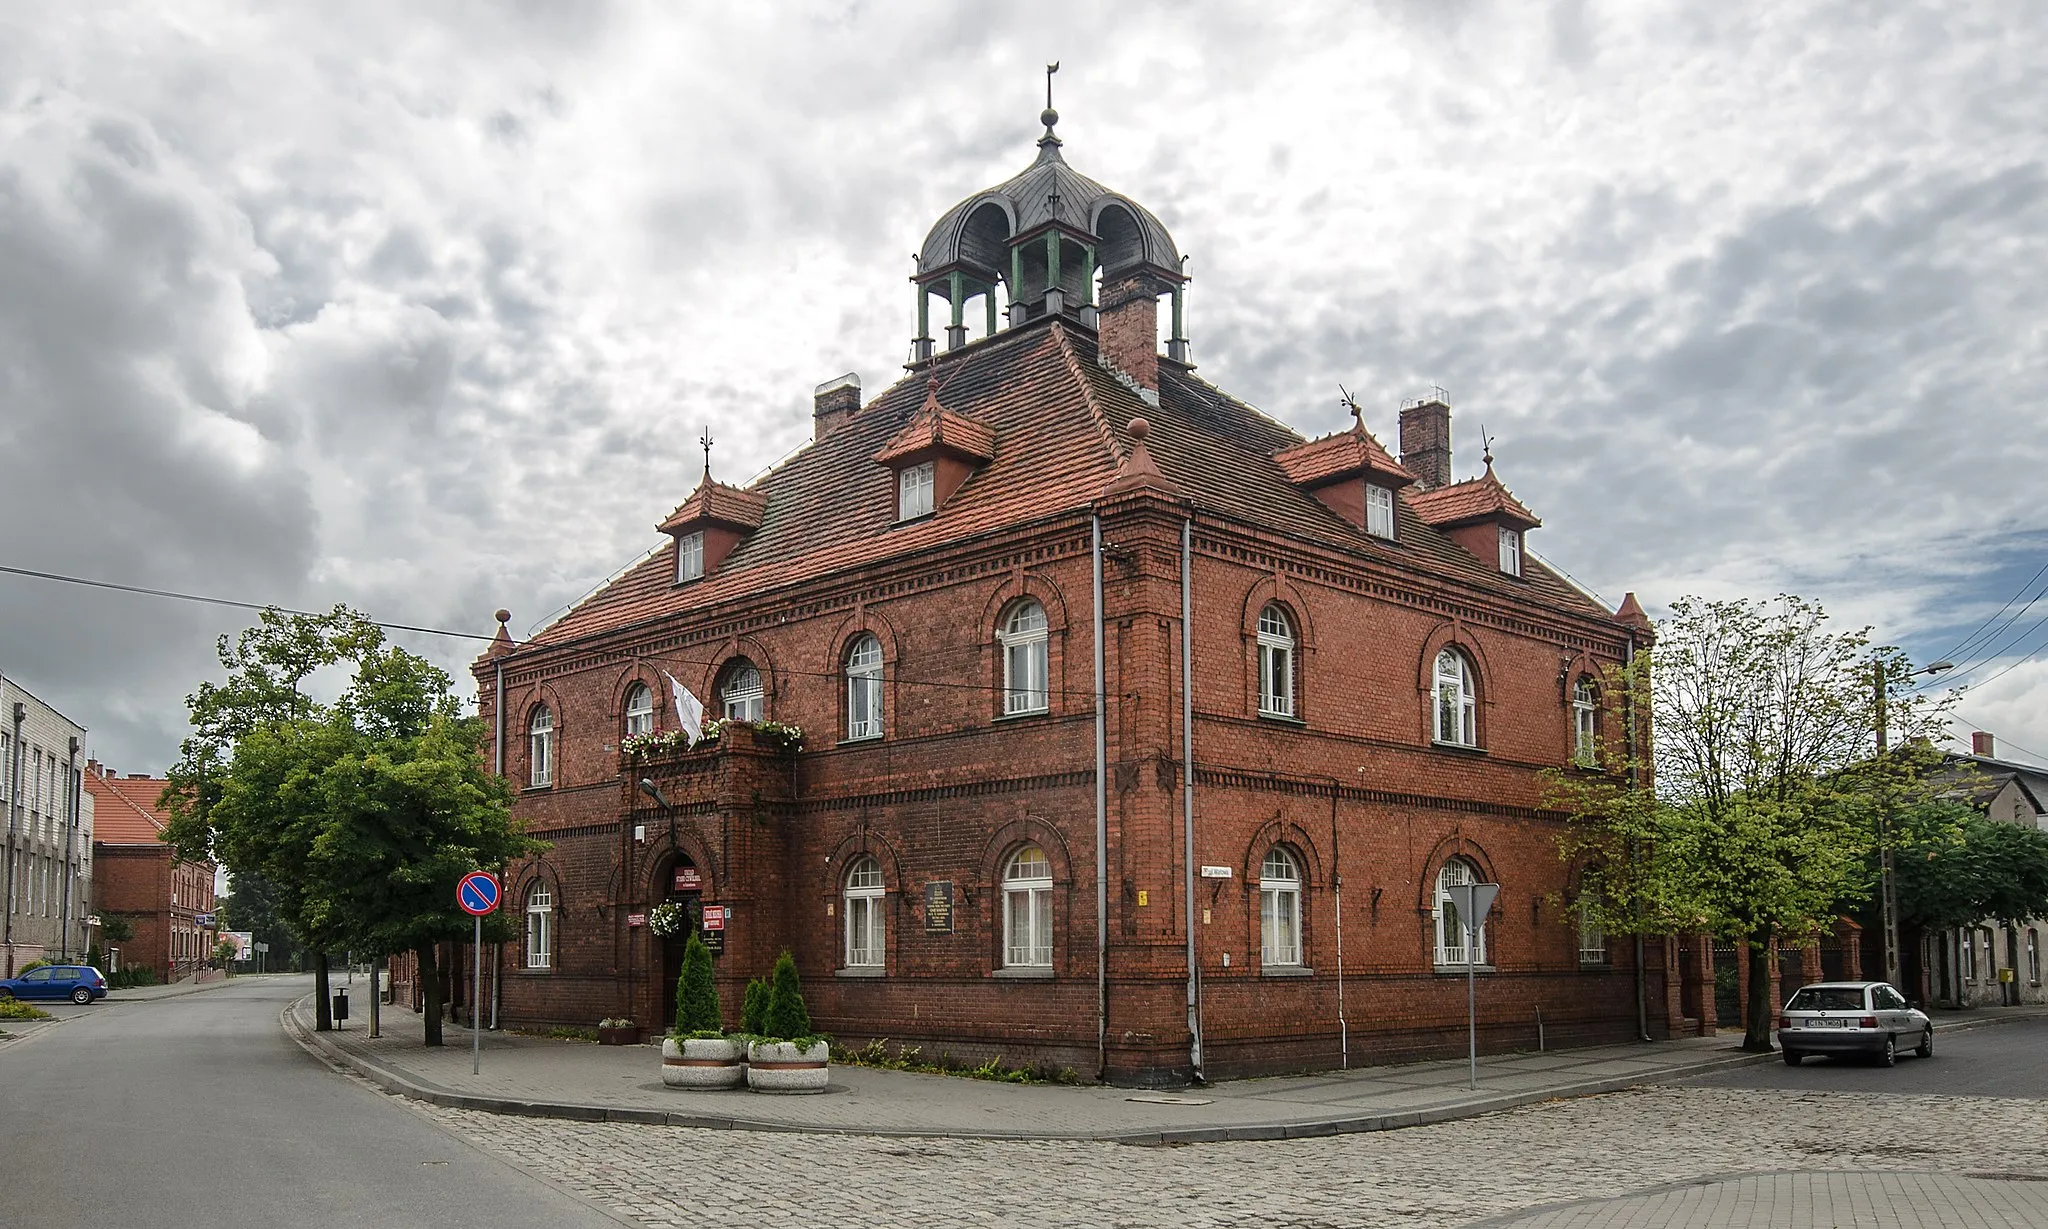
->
[[664, 671, 705, 747]]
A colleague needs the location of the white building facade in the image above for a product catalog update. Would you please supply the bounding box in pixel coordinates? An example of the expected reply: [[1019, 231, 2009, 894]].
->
[[2, 672, 93, 975]]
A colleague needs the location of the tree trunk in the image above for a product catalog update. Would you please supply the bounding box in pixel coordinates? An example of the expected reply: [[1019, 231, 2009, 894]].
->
[[1744, 933, 1775, 1051], [418, 943, 444, 1047], [314, 952, 332, 1032]]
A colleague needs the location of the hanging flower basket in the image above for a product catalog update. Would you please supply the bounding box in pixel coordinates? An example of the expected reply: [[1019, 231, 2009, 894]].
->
[[647, 903, 692, 937]]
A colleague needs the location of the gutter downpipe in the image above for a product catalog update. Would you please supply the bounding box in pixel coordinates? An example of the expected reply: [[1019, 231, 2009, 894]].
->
[[60, 737, 79, 960], [5, 699, 22, 976], [1092, 513, 1109, 1083], [1330, 778, 1346, 1069], [1625, 631, 1649, 1043], [494, 657, 506, 778], [1182, 516, 1206, 1083]]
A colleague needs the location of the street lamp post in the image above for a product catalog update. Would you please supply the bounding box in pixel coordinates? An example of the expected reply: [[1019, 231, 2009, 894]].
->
[[1873, 657, 1952, 991]]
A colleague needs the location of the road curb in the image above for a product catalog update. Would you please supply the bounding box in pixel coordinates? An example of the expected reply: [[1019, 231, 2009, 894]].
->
[[281, 1000, 1780, 1144]]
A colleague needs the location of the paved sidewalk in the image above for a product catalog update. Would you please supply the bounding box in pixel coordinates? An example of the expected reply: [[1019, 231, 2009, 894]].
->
[[292, 999, 1789, 1143], [1476, 1170, 2048, 1227]]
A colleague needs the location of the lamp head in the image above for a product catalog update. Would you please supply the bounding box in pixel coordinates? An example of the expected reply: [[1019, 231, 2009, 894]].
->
[[1924, 660, 1954, 675]]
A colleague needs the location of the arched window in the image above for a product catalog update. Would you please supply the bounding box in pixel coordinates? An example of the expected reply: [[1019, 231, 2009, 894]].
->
[[525, 882, 554, 969], [1259, 847, 1303, 967], [1256, 605, 1296, 718], [843, 855, 885, 968], [999, 600, 1049, 715], [1003, 845, 1053, 967], [1577, 890, 1606, 964], [1434, 649, 1477, 747], [719, 659, 764, 723], [845, 635, 884, 740], [624, 683, 655, 737], [1433, 857, 1488, 966], [528, 706, 554, 787], [1572, 679, 1600, 767]]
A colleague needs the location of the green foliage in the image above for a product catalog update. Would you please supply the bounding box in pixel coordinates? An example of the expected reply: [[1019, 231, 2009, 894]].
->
[[761, 950, 811, 1042], [1894, 802, 2048, 929], [833, 1038, 1078, 1084], [108, 966, 158, 989], [84, 943, 102, 970], [511, 1025, 599, 1042], [741, 977, 769, 1035], [0, 999, 55, 1020], [98, 916, 134, 944], [674, 931, 721, 1036], [220, 871, 297, 968], [15, 958, 52, 974]]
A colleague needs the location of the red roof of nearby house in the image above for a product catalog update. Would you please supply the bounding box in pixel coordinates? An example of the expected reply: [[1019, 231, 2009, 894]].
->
[[1272, 421, 1411, 488], [1405, 462, 1542, 529], [85, 771, 169, 845]]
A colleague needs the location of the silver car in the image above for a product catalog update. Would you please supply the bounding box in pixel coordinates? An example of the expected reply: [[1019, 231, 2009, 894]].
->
[[1776, 980, 1933, 1066]]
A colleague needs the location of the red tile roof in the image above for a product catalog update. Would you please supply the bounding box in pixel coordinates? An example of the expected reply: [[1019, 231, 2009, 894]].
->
[[511, 318, 1605, 653], [1272, 422, 1412, 488], [1405, 463, 1542, 529], [86, 771, 169, 845], [656, 475, 769, 536], [873, 377, 998, 466]]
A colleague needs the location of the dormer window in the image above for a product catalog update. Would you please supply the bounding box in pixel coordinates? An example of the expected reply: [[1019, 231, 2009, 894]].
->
[[898, 461, 935, 520], [1366, 484, 1395, 539], [676, 531, 705, 582], [1498, 527, 1522, 576]]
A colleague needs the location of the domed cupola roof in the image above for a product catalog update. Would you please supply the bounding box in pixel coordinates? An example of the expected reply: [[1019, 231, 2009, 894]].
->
[[917, 122, 1182, 285]]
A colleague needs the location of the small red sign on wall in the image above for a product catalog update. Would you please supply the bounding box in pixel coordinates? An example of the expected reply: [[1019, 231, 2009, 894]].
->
[[627, 913, 646, 928], [673, 867, 702, 891], [701, 905, 725, 931]]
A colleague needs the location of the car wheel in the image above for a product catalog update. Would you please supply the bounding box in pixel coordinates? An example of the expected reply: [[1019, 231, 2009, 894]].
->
[[1916, 1028, 1933, 1059], [1877, 1035, 1897, 1067], [70, 987, 92, 1005], [1782, 1049, 1803, 1066], [0, 988, 12, 1001]]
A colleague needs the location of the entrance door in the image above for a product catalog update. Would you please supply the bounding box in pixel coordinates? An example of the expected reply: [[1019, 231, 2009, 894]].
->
[[657, 893, 702, 1028]]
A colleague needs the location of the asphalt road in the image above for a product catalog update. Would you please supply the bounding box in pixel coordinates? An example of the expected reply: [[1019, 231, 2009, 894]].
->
[[1677, 1015, 2048, 1098], [0, 974, 623, 1229]]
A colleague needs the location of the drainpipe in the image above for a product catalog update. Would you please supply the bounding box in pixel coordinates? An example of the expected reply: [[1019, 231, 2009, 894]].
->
[[5, 699, 22, 976], [1182, 517, 1205, 1082], [493, 657, 506, 777], [1329, 778, 1345, 1069], [1624, 632, 1649, 1042], [1092, 514, 1109, 1082], [60, 737, 79, 960]]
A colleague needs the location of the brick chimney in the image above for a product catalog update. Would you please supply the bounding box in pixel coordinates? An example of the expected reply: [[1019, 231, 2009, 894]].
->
[[1399, 399, 1452, 491], [813, 373, 862, 441], [1973, 731, 1997, 758], [1097, 272, 1161, 395]]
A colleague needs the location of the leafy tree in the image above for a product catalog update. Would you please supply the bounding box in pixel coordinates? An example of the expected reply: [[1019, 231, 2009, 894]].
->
[[762, 950, 812, 1042], [212, 939, 238, 970], [674, 931, 721, 1036], [1894, 802, 2048, 931], [99, 915, 134, 944], [1549, 596, 1950, 1051], [220, 870, 298, 970]]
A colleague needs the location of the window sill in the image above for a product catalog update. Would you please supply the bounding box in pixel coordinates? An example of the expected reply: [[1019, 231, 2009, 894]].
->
[[522, 783, 555, 794], [1257, 711, 1307, 726], [1434, 964, 1496, 975], [994, 707, 1051, 722], [835, 966, 886, 979], [991, 965, 1054, 980], [1261, 965, 1313, 978], [1579, 958, 1610, 968], [517, 966, 555, 975], [837, 733, 884, 748], [1430, 741, 1485, 756], [893, 511, 935, 527]]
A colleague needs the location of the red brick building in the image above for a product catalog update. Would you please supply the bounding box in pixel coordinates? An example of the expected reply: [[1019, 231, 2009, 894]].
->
[[476, 113, 1663, 1081], [85, 763, 217, 983]]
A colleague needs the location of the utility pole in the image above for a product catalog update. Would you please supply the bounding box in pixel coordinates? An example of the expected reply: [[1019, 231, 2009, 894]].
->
[[1873, 657, 1952, 991]]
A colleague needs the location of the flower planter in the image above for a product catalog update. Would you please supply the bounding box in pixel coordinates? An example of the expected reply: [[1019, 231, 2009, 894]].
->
[[662, 1036, 747, 1089], [746, 1039, 830, 1093], [597, 1024, 643, 1046]]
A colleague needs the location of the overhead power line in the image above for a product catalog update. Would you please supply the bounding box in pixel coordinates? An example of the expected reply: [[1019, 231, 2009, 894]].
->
[[1935, 556, 2048, 666], [0, 564, 495, 642]]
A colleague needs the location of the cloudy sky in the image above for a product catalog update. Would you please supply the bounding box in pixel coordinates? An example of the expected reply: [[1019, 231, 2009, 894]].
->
[[2, 1, 2042, 773]]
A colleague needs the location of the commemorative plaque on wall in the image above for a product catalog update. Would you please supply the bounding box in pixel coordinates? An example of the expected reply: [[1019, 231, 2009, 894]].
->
[[923, 881, 955, 934]]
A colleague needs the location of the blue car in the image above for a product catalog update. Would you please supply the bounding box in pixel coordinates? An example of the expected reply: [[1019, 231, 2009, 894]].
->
[[0, 965, 109, 1005]]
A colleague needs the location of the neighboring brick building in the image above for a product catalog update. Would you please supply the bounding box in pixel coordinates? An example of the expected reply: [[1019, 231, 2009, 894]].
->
[[85, 763, 217, 983], [475, 111, 1662, 1081], [2, 673, 93, 975]]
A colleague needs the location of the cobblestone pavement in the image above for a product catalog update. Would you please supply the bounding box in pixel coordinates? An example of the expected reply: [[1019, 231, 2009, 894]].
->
[[413, 1086, 2048, 1228], [1480, 1171, 2048, 1228]]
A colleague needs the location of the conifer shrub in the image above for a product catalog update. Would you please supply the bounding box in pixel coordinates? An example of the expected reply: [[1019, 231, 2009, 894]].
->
[[673, 931, 722, 1038], [741, 976, 769, 1036], [761, 950, 812, 1042]]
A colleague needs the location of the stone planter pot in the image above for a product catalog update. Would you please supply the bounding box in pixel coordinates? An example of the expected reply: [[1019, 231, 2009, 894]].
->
[[597, 1024, 643, 1046], [746, 1039, 830, 1093], [662, 1036, 746, 1089]]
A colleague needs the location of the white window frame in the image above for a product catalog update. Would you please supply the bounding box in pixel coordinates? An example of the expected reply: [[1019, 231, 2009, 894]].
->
[[624, 683, 655, 737], [528, 706, 554, 787], [1963, 928, 1977, 981], [845, 635, 884, 740], [843, 855, 886, 968], [1366, 483, 1395, 539], [1259, 847, 1303, 967], [1003, 846, 1054, 967], [1434, 858, 1488, 967], [525, 883, 553, 969], [676, 531, 705, 583], [1498, 526, 1521, 576], [1572, 679, 1600, 767], [1434, 649, 1477, 747], [1256, 605, 1296, 718], [1578, 894, 1606, 964], [898, 461, 935, 520], [720, 661, 764, 723], [999, 601, 1049, 716], [2028, 930, 2040, 985]]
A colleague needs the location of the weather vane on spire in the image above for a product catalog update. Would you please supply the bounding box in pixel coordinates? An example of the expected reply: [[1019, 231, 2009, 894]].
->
[[1338, 384, 1364, 431], [699, 425, 715, 480], [1041, 62, 1060, 138]]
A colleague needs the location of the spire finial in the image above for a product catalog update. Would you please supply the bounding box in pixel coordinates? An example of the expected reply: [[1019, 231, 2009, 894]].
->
[[1480, 424, 1496, 471], [1339, 384, 1364, 433], [1039, 62, 1061, 144], [699, 424, 715, 481]]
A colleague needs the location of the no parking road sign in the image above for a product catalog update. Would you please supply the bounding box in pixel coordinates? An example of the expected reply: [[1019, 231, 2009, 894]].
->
[[457, 870, 501, 916]]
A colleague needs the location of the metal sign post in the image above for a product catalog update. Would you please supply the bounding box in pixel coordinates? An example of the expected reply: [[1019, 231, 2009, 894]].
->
[[457, 871, 502, 1076], [1449, 882, 1500, 1090]]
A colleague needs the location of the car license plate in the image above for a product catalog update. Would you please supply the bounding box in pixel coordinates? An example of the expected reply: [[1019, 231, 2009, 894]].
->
[[1813, 1019, 1847, 1028]]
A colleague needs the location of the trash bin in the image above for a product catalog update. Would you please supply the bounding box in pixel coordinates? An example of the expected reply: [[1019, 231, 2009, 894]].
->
[[332, 988, 349, 1023]]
